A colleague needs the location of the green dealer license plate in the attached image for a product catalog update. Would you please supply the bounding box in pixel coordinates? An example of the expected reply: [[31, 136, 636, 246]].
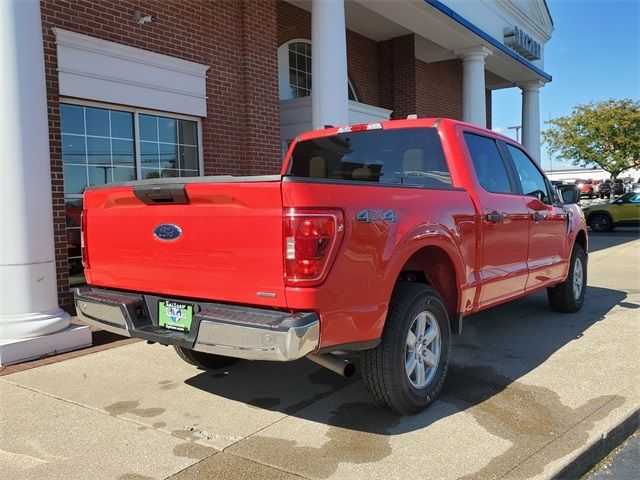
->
[[159, 301, 193, 332]]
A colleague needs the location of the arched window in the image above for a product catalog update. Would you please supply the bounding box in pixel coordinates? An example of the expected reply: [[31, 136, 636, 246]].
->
[[278, 39, 359, 102]]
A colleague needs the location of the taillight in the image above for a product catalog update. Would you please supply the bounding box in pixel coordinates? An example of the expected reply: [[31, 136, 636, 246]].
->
[[283, 209, 344, 286], [81, 210, 89, 268]]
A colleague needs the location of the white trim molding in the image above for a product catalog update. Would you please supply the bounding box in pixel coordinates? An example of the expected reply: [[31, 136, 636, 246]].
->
[[53, 29, 209, 117]]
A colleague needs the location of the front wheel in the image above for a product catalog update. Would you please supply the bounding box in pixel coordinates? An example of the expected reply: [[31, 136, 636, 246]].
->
[[173, 346, 237, 369], [547, 244, 587, 313], [361, 283, 451, 415]]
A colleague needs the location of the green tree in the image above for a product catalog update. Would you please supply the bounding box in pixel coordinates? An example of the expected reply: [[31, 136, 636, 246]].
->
[[543, 99, 640, 182]]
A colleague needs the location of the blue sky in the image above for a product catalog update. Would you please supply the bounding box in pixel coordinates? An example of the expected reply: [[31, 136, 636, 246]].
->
[[492, 0, 640, 171]]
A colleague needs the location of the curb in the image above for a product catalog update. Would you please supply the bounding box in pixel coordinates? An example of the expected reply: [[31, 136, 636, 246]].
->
[[552, 407, 640, 479]]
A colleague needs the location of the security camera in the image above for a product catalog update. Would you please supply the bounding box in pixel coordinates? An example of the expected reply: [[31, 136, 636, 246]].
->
[[134, 11, 156, 25]]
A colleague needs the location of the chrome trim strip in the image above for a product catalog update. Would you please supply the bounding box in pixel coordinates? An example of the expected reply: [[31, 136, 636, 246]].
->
[[74, 289, 319, 361], [193, 320, 319, 361], [76, 300, 132, 337]]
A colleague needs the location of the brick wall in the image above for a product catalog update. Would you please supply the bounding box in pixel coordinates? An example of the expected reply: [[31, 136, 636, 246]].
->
[[41, 0, 280, 309], [379, 35, 466, 121], [416, 59, 464, 120], [277, 1, 380, 106], [379, 35, 416, 119]]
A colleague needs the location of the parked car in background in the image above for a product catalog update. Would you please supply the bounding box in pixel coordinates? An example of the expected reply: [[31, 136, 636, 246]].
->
[[575, 179, 594, 198], [631, 183, 640, 194], [598, 179, 625, 199], [583, 192, 640, 231], [598, 181, 612, 199]]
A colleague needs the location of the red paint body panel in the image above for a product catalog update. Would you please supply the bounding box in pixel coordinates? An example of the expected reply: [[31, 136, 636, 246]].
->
[[84, 181, 287, 309], [281, 180, 476, 348], [82, 118, 588, 350]]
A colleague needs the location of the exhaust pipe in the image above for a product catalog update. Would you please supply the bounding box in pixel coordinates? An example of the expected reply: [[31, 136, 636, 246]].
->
[[307, 354, 356, 377]]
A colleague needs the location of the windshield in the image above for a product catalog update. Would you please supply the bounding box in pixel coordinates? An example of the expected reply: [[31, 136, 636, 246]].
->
[[286, 127, 452, 188]]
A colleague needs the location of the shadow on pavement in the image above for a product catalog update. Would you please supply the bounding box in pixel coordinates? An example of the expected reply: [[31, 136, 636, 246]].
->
[[185, 285, 633, 434], [588, 227, 639, 253]]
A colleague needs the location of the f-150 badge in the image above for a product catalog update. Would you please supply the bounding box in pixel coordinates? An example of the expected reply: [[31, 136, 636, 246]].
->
[[356, 209, 397, 223]]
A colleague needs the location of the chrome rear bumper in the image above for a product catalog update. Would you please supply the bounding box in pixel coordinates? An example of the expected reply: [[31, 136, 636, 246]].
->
[[74, 287, 319, 361]]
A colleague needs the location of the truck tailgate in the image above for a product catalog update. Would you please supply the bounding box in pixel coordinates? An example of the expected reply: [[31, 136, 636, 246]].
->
[[83, 178, 286, 308]]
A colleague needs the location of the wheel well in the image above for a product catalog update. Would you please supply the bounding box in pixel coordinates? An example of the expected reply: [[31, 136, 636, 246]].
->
[[575, 229, 587, 252], [397, 246, 458, 315]]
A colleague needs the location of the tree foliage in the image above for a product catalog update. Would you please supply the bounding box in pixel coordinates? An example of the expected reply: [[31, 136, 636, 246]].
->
[[543, 99, 640, 180]]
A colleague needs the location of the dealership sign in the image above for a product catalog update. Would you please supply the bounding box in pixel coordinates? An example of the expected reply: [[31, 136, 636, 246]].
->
[[503, 26, 541, 61]]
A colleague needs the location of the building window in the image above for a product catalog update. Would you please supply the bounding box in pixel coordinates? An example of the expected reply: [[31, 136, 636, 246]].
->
[[139, 114, 200, 179], [60, 102, 202, 286], [288, 42, 312, 99], [278, 39, 358, 102]]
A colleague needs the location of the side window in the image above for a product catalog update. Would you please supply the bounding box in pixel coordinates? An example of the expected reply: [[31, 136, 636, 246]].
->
[[506, 144, 551, 204], [622, 193, 640, 204], [463, 133, 514, 194]]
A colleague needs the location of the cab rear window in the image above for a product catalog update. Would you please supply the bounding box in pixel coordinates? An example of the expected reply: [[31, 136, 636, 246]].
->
[[286, 128, 452, 188]]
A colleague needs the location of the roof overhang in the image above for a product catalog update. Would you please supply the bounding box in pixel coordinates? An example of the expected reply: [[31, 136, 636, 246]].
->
[[285, 0, 552, 88]]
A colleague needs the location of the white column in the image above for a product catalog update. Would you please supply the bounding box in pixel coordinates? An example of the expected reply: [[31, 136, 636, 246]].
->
[[0, 0, 90, 363], [311, 0, 349, 129], [520, 81, 544, 164], [456, 46, 492, 128]]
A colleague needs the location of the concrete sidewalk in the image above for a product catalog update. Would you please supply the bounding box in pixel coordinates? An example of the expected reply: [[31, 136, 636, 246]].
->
[[1, 231, 639, 480]]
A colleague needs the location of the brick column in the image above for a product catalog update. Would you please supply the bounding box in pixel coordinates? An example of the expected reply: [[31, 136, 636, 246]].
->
[[379, 35, 416, 119], [240, 0, 281, 174]]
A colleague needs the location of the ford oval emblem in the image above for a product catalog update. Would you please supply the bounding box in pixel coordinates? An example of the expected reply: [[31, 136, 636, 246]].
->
[[154, 224, 182, 241]]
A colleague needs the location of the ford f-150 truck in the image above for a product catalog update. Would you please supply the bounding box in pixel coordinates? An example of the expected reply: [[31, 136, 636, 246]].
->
[[75, 118, 588, 414]]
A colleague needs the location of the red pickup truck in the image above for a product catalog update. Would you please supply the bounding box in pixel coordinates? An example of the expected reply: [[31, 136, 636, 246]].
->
[[75, 118, 588, 414]]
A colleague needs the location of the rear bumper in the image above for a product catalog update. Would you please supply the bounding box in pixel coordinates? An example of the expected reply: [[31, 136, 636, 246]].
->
[[74, 287, 319, 361]]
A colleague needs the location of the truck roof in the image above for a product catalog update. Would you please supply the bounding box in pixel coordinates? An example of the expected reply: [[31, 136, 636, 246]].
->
[[295, 117, 510, 143]]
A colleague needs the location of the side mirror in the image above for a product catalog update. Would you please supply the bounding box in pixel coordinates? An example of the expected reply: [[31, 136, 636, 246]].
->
[[557, 184, 580, 204]]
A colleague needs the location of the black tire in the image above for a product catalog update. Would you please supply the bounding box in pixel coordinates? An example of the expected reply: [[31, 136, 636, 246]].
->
[[588, 213, 612, 232], [547, 244, 587, 313], [173, 346, 237, 369], [360, 283, 451, 415]]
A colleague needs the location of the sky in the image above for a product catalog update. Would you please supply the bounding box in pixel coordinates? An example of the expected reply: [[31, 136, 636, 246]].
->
[[491, 0, 640, 172]]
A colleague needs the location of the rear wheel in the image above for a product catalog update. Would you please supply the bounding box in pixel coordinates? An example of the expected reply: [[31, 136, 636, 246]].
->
[[588, 213, 612, 232], [547, 244, 587, 313], [361, 283, 451, 415], [173, 346, 237, 369]]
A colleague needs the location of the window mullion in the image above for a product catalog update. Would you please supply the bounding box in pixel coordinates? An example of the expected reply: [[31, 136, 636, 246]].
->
[[134, 111, 142, 180]]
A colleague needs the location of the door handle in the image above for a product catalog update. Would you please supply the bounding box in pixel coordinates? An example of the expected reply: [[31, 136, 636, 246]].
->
[[486, 212, 504, 223], [531, 212, 546, 221]]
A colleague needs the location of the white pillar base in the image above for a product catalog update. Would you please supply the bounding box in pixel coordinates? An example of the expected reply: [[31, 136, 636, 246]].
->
[[0, 324, 92, 366]]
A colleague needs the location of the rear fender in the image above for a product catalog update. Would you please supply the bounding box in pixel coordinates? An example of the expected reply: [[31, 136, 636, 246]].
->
[[383, 223, 467, 317]]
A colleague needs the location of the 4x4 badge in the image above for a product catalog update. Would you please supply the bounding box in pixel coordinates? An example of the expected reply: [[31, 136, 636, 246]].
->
[[356, 209, 397, 223]]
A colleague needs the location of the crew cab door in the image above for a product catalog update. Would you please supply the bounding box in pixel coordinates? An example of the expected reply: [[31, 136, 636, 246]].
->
[[502, 142, 567, 289], [462, 132, 530, 308]]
